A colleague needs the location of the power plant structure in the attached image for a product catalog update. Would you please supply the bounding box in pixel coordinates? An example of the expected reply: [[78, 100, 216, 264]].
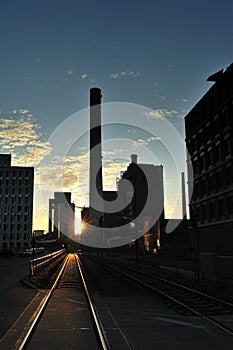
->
[[81, 87, 166, 249]]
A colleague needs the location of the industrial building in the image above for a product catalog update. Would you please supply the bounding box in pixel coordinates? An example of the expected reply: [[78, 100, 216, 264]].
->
[[0, 154, 34, 249], [48, 192, 75, 239], [81, 88, 165, 249], [117, 154, 165, 222], [185, 63, 233, 255]]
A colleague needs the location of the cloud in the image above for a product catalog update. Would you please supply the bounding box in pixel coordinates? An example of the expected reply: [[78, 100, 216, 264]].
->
[[0, 111, 52, 167], [131, 136, 160, 150], [81, 74, 87, 80], [64, 67, 75, 81], [103, 160, 129, 190], [110, 71, 141, 79], [19, 109, 30, 115], [147, 136, 160, 142], [145, 109, 178, 119]]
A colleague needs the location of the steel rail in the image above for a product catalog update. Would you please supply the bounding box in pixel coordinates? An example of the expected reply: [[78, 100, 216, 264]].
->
[[75, 254, 111, 350], [99, 259, 233, 337], [113, 259, 233, 310], [16, 253, 70, 350]]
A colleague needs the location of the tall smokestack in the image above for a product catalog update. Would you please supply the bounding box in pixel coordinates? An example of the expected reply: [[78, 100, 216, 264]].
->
[[181, 171, 187, 220], [89, 87, 103, 211]]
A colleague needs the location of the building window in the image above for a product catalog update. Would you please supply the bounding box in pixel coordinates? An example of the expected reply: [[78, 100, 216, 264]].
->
[[198, 155, 204, 173], [226, 163, 233, 186], [220, 108, 228, 132], [209, 174, 215, 193], [202, 203, 207, 222], [212, 116, 219, 137], [222, 138, 231, 159], [227, 196, 233, 216], [218, 198, 225, 220], [210, 201, 217, 221], [205, 149, 212, 169], [216, 170, 224, 190]]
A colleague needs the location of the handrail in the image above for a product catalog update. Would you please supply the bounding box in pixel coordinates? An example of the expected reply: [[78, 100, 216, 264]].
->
[[29, 249, 66, 276]]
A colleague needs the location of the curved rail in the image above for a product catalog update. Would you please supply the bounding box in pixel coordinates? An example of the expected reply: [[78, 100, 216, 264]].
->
[[90, 256, 233, 337], [115, 260, 233, 310]]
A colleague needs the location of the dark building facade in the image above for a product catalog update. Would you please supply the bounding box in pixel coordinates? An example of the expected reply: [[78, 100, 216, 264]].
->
[[0, 154, 34, 249], [117, 154, 165, 223], [185, 63, 233, 254], [81, 154, 165, 250]]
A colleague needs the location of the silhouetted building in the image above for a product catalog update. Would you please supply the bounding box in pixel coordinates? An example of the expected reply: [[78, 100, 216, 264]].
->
[[185, 63, 233, 254], [82, 87, 165, 247], [0, 154, 34, 249], [81, 154, 165, 244], [48, 192, 75, 239], [117, 154, 165, 222]]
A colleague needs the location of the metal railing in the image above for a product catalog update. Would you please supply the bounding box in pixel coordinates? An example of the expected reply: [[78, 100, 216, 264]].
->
[[29, 249, 66, 276]]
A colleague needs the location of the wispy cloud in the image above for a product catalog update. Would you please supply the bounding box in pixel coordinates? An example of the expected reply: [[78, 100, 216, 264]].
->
[[160, 96, 166, 100], [131, 136, 160, 149], [64, 67, 74, 81], [145, 109, 178, 119], [0, 110, 51, 167], [110, 71, 141, 79]]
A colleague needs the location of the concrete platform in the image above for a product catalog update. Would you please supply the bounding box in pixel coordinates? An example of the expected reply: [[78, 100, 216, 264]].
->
[[27, 288, 100, 350], [97, 294, 233, 350]]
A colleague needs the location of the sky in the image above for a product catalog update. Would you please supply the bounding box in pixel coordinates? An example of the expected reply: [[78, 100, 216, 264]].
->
[[0, 0, 233, 231]]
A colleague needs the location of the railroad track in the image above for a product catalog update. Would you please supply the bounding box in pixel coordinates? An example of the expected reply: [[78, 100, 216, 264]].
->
[[83, 254, 233, 338], [0, 253, 110, 350]]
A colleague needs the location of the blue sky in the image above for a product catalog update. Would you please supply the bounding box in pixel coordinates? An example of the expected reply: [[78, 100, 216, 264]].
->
[[0, 0, 233, 230]]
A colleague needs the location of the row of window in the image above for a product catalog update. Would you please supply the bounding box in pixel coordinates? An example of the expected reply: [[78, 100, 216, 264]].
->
[[0, 214, 30, 222], [0, 232, 29, 240], [186, 95, 233, 135], [0, 196, 31, 204], [0, 205, 30, 213], [0, 178, 31, 186], [0, 223, 29, 232], [188, 107, 230, 152], [0, 189, 30, 196], [191, 162, 233, 201], [192, 137, 231, 176], [191, 192, 233, 224]]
